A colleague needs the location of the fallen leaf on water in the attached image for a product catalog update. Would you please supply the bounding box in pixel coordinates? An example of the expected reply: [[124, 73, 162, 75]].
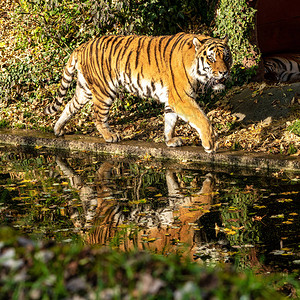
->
[[253, 205, 266, 209], [280, 191, 298, 195], [211, 203, 222, 207], [228, 206, 238, 211], [277, 198, 293, 203], [282, 221, 293, 225], [271, 250, 285, 255], [252, 216, 264, 221], [270, 214, 284, 218]]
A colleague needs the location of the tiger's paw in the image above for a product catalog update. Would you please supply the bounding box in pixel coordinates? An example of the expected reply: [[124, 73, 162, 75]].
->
[[166, 137, 183, 147], [54, 126, 65, 137], [105, 132, 121, 143]]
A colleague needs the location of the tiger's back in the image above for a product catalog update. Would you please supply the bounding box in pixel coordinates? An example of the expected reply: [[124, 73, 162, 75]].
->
[[45, 33, 232, 153], [78, 34, 172, 102]]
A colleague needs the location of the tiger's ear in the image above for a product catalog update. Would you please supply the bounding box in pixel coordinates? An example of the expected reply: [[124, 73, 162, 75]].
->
[[222, 35, 229, 43], [193, 37, 202, 52]]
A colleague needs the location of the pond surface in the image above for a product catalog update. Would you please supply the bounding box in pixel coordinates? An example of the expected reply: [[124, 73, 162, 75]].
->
[[0, 145, 299, 274]]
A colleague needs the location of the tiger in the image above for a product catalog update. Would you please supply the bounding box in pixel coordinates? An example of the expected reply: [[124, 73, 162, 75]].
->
[[263, 54, 300, 82], [55, 156, 216, 257], [45, 32, 232, 153]]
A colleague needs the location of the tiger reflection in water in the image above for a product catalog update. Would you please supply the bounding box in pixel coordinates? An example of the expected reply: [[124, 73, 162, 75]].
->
[[56, 157, 217, 256]]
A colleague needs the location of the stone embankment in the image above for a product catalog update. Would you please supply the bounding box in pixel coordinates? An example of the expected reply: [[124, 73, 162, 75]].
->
[[0, 129, 299, 172]]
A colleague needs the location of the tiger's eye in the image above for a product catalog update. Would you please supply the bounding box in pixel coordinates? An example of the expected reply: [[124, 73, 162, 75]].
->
[[208, 55, 215, 62]]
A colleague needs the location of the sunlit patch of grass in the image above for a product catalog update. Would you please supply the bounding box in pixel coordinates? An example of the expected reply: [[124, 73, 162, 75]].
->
[[0, 119, 10, 129], [287, 143, 297, 155], [288, 119, 300, 136]]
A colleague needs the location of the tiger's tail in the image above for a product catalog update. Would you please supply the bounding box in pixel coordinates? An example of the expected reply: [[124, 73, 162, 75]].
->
[[44, 50, 78, 115]]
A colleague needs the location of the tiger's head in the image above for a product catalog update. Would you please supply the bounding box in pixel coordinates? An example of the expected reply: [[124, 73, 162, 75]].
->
[[192, 36, 232, 92]]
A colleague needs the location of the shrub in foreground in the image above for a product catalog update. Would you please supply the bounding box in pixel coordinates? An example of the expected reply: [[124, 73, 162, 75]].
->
[[0, 226, 297, 299]]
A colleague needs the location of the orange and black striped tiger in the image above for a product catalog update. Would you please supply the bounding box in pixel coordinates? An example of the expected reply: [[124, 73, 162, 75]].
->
[[45, 33, 232, 153], [263, 54, 300, 82], [55, 156, 216, 256]]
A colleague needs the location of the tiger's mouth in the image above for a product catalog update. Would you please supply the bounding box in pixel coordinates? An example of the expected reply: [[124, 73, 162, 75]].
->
[[215, 77, 226, 84], [209, 77, 227, 93]]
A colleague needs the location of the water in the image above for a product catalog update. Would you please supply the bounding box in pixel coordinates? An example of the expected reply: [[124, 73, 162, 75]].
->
[[0, 145, 299, 274]]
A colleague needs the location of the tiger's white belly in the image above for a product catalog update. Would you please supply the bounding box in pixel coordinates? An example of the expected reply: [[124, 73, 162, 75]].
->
[[119, 72, 169, 103]]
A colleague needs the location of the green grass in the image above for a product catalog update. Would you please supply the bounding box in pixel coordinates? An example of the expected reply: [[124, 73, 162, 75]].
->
[[288, 119, 300, 136], [0, 119, 10, 129]]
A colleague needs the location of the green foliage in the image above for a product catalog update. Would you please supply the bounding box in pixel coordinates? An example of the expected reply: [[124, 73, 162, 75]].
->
[[227, 63, 258, 87], [111, 91, 162, 121], [213, 0, 260, 86], [214, 0, 258, 65], [287, 143, 297, 155], [0, 226, 293, 299], [0, 48, 65, 104], [13, 0, 219, 56], [130, 0, 217, 35], [288, 119, 300, 136], [232, 141, 242, 151], [0, 119, 9, 129]]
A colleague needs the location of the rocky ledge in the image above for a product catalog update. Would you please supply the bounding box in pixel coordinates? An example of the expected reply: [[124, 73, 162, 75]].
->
[[0, 129, 299, 172]]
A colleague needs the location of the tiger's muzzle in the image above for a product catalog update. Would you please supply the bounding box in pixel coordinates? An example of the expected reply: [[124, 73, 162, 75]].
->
[[210, 71, 229, 93]]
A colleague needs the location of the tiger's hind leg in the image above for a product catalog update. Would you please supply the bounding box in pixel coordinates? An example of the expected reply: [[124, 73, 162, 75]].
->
[[54, 72, 92, 136], [164, 105, 183, 147], [93, 95, 120, 143]]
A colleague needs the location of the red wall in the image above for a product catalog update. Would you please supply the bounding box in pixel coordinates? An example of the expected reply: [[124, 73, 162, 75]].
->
[[257, 0, 300, 55]]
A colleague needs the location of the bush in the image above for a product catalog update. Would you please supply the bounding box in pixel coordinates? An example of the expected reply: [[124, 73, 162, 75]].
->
[[214, 0, 258, 66], [0, 226, 294, 299]]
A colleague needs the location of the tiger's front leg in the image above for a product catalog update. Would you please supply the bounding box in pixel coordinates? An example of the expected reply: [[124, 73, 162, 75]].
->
[[93, 95, 120, 143], [168, 92, 217, 153]]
